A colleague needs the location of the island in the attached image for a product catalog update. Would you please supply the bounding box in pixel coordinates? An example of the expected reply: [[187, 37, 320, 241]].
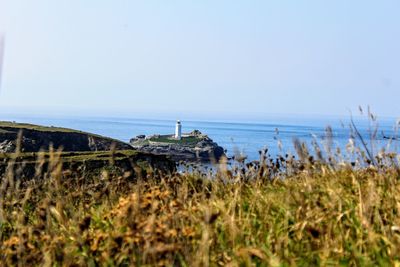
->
[[130, 126, 225, 163]]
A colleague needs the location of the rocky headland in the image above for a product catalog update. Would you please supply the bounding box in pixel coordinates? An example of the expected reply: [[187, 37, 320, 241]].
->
[[0, 121, 225, 177], [130, 130, 225, 162], [0, 121, 175, 176], [0, 121, 132, 153]]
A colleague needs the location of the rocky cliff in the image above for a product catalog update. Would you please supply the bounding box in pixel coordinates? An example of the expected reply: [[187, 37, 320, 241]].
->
[[0, 121, 132, 153], [130, 130, 225, 162]]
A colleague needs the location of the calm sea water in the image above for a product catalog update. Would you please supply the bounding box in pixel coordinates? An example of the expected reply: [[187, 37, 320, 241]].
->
[[1, 114, 399, 162]]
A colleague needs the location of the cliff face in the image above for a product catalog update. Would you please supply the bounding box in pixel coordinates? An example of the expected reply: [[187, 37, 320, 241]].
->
[[130, 130, 225, 163], [0, 122, 132, 153]]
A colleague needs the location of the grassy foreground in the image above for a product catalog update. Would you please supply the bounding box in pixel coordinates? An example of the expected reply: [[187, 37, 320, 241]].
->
[[1, 147, 400, 266]]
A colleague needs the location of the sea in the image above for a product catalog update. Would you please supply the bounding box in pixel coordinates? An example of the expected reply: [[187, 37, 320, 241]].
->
[[1, 113, 399, 162]]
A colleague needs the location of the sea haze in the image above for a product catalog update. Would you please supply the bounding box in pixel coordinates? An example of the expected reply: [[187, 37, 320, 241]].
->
[[0, 114, 398, 162]]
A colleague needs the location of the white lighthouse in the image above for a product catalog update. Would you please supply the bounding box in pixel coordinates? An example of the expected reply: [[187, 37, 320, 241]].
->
[[175, 120, 182, 140]]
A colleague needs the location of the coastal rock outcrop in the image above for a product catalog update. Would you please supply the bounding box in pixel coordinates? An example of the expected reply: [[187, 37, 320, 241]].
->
[[130, 130, 225, 162]]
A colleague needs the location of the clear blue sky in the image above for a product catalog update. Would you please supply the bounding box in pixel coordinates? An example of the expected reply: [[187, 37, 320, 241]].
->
[[0, 1, 399, 119]]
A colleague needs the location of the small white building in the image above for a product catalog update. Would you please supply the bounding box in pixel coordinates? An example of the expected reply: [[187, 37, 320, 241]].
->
[[175, 120, 182, 140]]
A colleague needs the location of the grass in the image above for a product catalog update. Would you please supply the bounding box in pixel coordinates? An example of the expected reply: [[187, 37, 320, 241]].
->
[[1, 114, 400, 266], [2, 156, 400, 266], [150, 135, 200, 146], [0, 121, 80, 133]]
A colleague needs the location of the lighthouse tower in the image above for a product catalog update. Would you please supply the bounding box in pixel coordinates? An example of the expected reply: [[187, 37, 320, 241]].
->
[[175, 120, 182, 140]]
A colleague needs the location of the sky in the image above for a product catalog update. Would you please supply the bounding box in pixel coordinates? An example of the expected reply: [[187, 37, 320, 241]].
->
[[0, 0, 399, 120]]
